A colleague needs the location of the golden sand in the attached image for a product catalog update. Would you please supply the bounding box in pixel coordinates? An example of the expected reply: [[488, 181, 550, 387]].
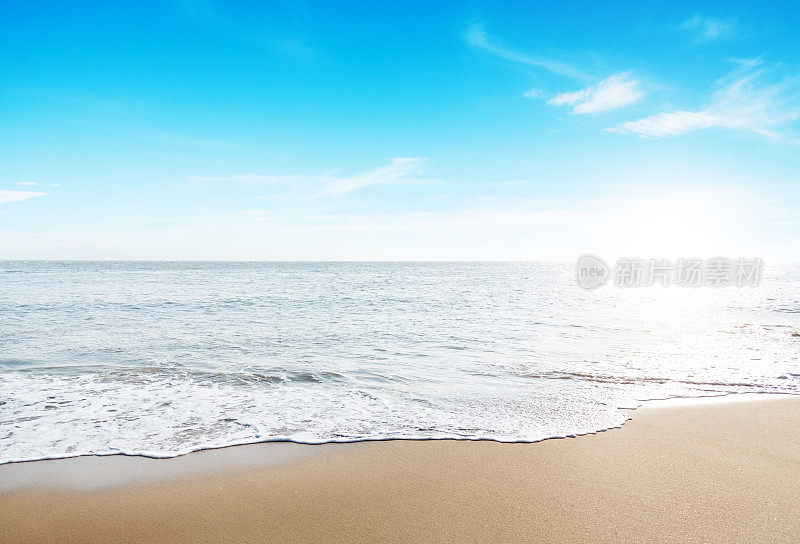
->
[[2, 396, 799, 543]]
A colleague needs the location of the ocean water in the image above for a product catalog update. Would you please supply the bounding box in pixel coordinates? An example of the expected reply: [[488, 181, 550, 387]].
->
[[1, 261, 798, 464]]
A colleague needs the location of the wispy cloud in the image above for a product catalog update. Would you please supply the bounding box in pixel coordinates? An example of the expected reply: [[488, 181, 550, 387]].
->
[[523, 88, 542, 99], [607, 111, 718, 138], [465, 22, 590, 81], [0, 191, 47, 204], [607, 69, 800, 139], [189, 158, 438, 197], [548, 73, 644, 114], [18, 182, 39, 186], [471, 25, 642, 114], [322, 158, 432, 196], [681, 15, 737, 44]]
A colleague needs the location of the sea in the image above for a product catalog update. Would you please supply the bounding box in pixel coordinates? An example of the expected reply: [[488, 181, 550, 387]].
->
[[1, 261, 798, 464]]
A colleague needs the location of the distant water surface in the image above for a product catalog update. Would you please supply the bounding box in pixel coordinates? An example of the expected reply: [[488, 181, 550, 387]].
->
[[1, 261, 798, 463]]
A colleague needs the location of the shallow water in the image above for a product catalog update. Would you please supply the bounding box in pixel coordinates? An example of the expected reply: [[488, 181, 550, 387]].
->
[[1, 261, 798, 463]]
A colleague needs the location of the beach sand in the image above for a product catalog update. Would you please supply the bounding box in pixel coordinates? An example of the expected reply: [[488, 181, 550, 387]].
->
[[2, 395, 799, 543]]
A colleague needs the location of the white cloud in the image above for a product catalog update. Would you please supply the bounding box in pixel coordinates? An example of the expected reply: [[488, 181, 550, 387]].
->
[[732, 57, 762, 68], [464, 22, 589, 81], [18, 182, 39, 186], [607, 111, 717, 137], [549, 73, 644, 114], [608, 70, 800, 139], [0, 191, 47, 204], [188, 158, 438, 198], [681, 15, 737, 43], [523, 88, 542, 99], [322, 158, 430, 196], [465, 23, 645, 115]]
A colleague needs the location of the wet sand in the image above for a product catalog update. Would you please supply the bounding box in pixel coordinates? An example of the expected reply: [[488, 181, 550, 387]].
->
[[2, 395, 799, 543]]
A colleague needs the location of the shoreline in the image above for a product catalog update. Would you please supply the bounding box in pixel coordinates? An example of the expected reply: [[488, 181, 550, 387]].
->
[[0, 391, 790, 492], [2, 393, 799, 543]]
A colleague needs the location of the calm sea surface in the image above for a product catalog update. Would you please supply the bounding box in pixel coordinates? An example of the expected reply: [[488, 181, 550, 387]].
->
[[1, 261, 798, 463]]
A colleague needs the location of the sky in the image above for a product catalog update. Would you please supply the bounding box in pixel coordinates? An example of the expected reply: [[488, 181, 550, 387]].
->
[[2, 0, 800, 260]]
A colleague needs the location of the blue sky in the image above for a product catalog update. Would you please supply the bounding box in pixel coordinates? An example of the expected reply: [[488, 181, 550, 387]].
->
[[2, 1, 799, 259]]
